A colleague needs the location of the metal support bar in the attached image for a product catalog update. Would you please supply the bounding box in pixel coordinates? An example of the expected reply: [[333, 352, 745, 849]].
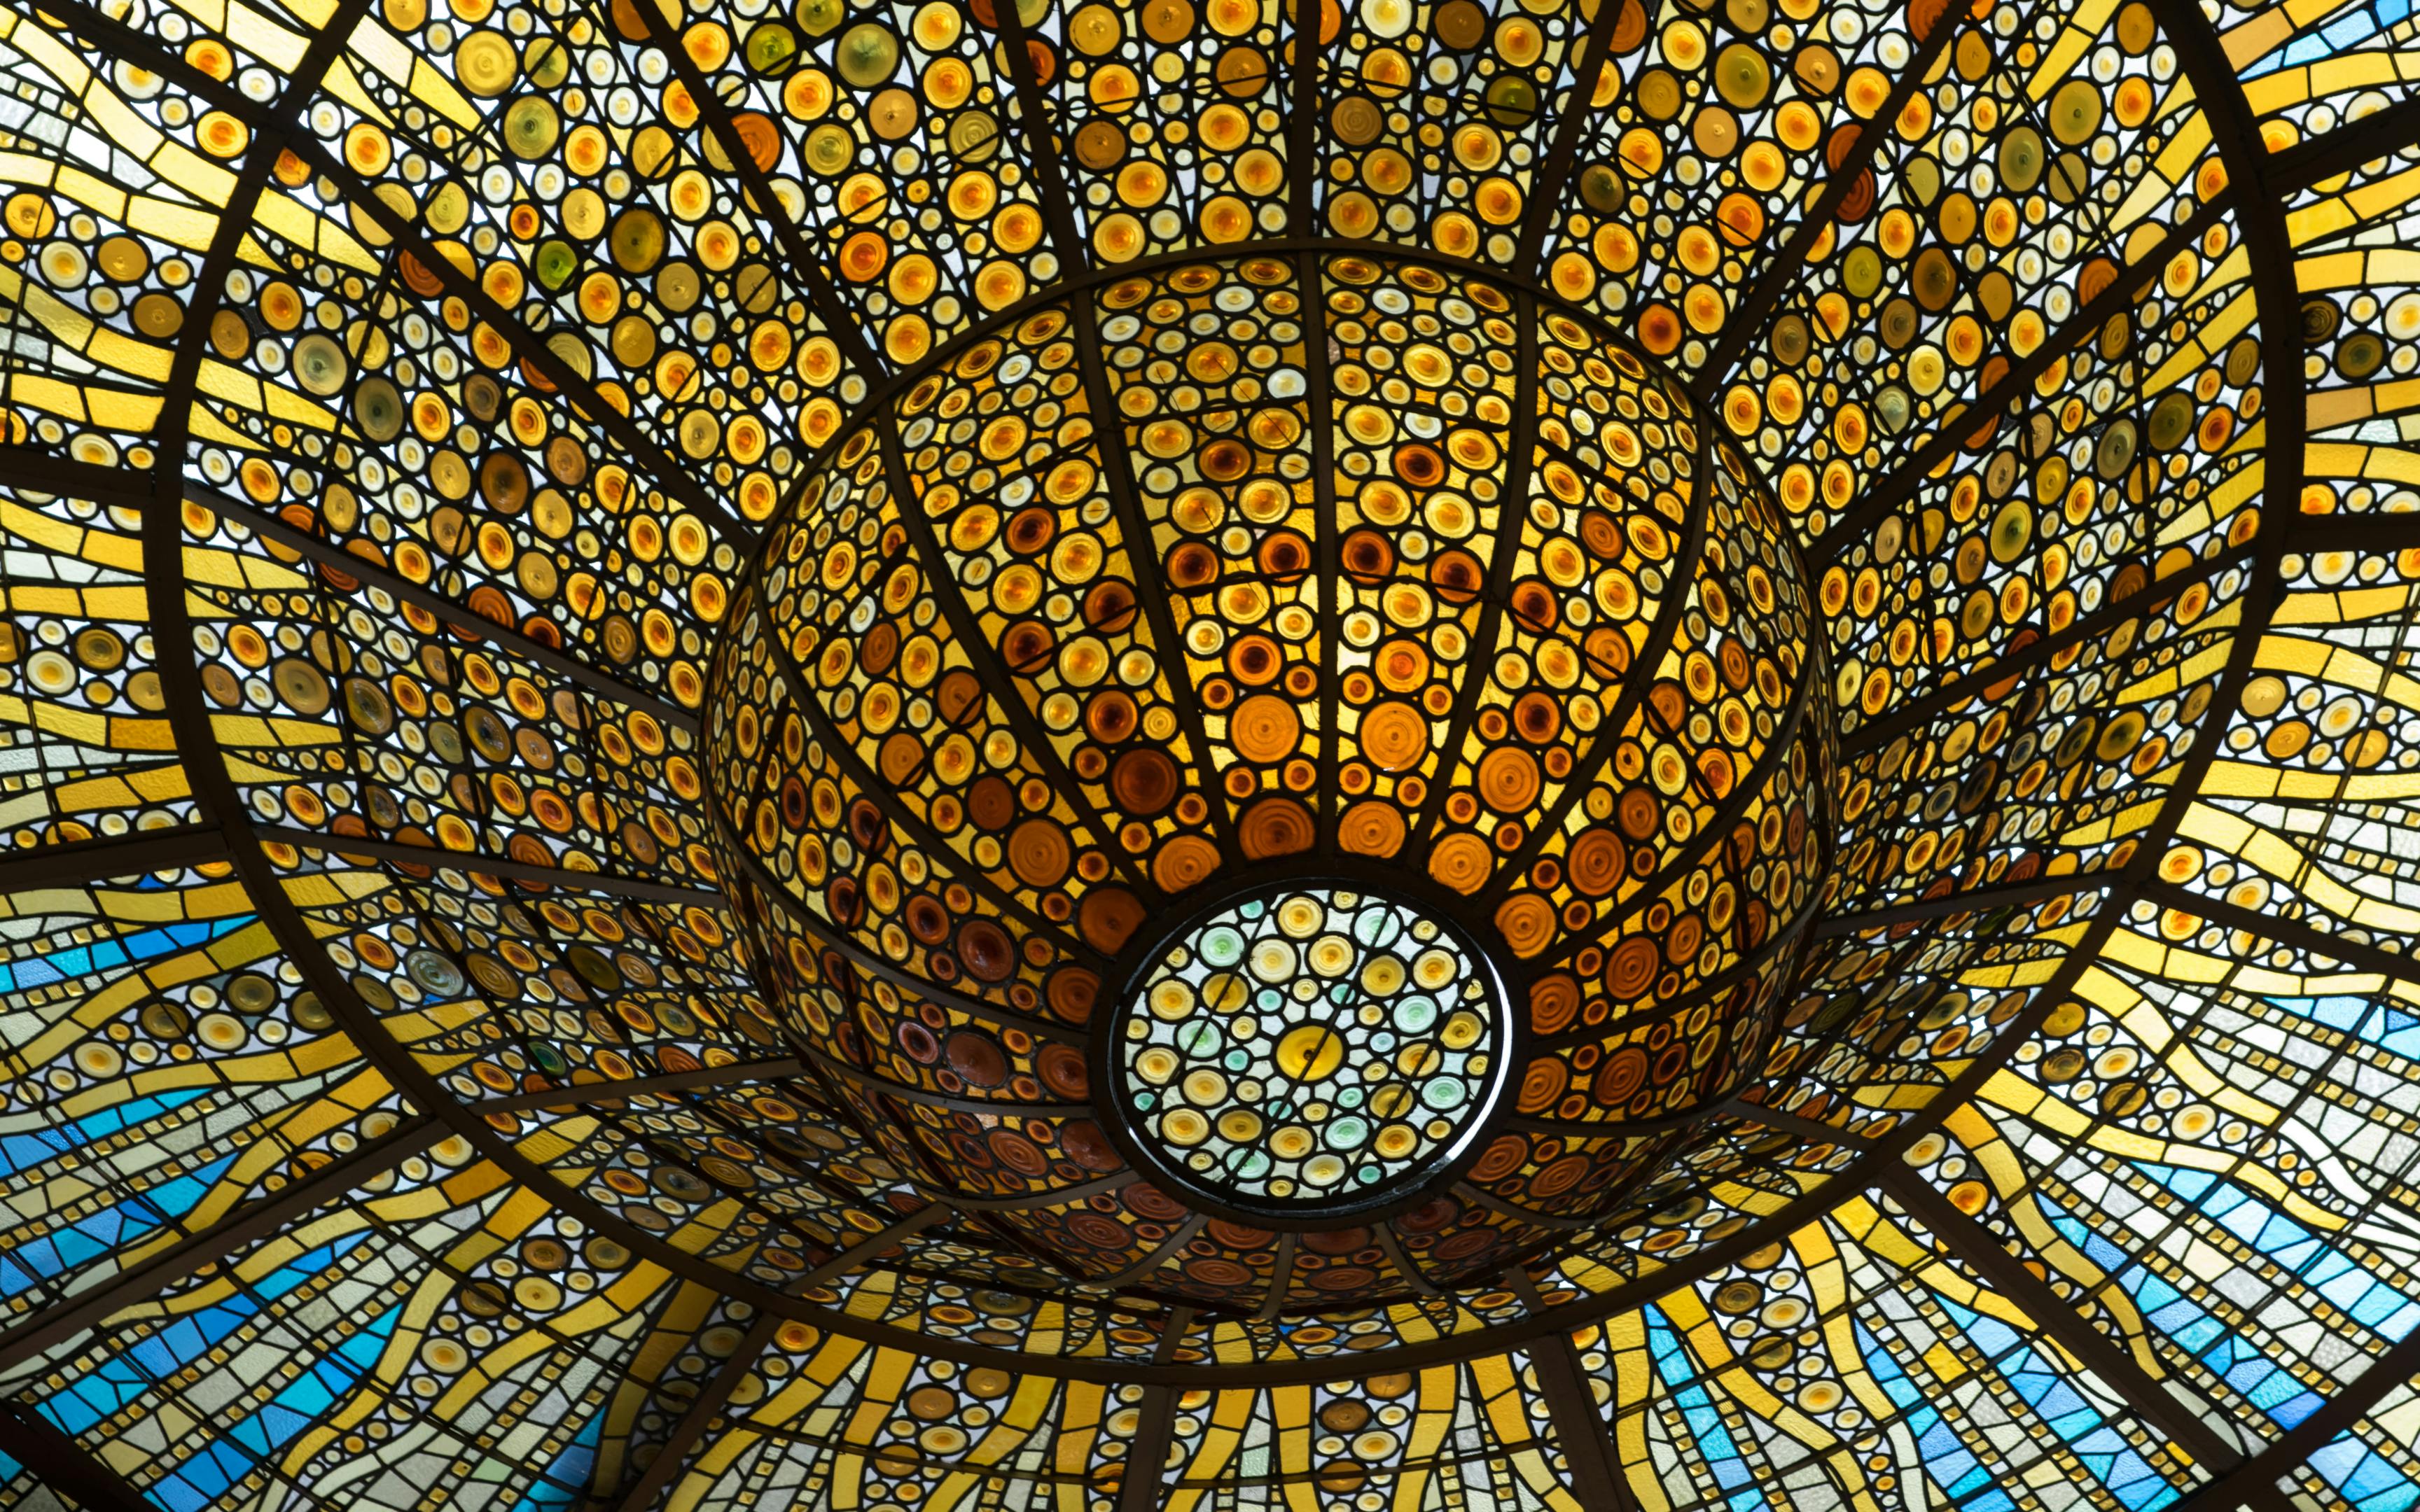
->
[[948, 1171, 1136, 1213], [1881, 1165, 2245, 1472], [1286, 0, 1323, 232], [0, 391, 698, 741], [1548, 636, 1822, 965], [2270, 98, 2420, 195], [1410, 290, 1542, 848], [868, 418, 1150, 897], [2160, 1322, 2420, 1512], [475, 1058, 805, 1114], [0, 1405, 160, 1512], [251, 825, 725, 908], [0, 444, 147, 503], [1095, 1216, 1207, 1290], [1810, 195, 2232, 561], [1301, 247, 1345, 848], [2140, 882, 2420, 983], [1510, 1271, 1633, 1512], [0, 1119, 442, 1375], [1509, 1085, 1877, 1147], [1812, 873, 2118, 937], [1115, 1308, 1195, 1512], [1725, 1100, 1877, 1147], [742, 584, 1104, 965], [620, 9, 879, 374], [609, 1312, 781, 1512], [795, 1042, 1090, 1119], [2288, 512, 2420, 553], [716, 843, 1085, 1041], [798, 1205, 954, 1287], [0, 824, 223, 890], [1529, 1334, 1633, 1511], [1373, 1224, 1442, 1298], [1692, 3, 1967, 393], [1843, 540, 2254, 757], [1511, 3, 1630, 270], [989, 0, 1087, 266], [1455, 1180, 1599, 1232], [1531, 886, 1826, 1048], [1253, 1235, 1298, 1323], [1069, 303, 1246, 862], [1113, 1396, 1178, 1512], [1475, 427, 1718, 913], [197, 487, 699, 730]]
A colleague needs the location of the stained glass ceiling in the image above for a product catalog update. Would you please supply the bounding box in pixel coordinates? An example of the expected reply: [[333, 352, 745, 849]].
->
[[0, 0, 2415, 1506]]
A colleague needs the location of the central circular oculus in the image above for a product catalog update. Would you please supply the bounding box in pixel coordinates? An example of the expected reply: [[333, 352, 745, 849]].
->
[[1112, 882, 1511, 1217]]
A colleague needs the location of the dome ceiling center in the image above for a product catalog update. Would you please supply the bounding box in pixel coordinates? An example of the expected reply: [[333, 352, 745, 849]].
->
[[704, 245, 1832, 1317]]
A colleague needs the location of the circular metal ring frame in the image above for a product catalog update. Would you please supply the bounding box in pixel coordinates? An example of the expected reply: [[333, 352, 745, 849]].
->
[[1089, 859, 1524, 1232]]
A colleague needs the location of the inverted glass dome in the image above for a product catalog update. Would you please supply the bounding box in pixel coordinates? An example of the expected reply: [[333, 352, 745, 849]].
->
[[702, 246, 1826, 1311], [0, 0, 2415, 1506]]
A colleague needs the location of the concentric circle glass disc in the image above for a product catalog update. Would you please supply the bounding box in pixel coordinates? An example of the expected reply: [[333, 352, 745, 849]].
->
[[1112, 883, 1510, 1216]]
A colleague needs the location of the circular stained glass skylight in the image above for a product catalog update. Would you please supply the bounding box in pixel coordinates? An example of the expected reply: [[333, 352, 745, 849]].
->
[[1108, 881, 1510, 1216]]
